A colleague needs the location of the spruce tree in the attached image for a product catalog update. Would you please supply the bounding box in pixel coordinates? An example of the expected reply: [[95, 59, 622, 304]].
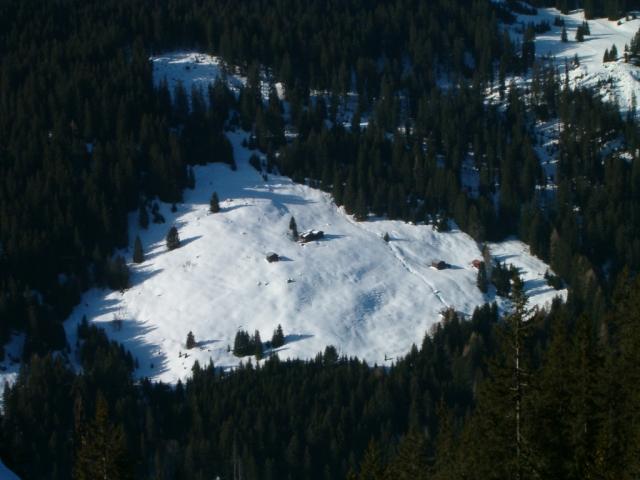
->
[[187, 167, 195, 189], [561, 26, 568, 42], [209, 192, 220, 213], [385, 431, 430, 480], [457, 279, 535, 479], [253, 330, 263, 359], [477, 261, 488, 293], [354, 189, 368, 221], [186, 331, 196, 349], [133, 236, 144, 264], [271, 324, 285, 348], [74, 393, 132, 480], [356, 440, 386, 480], [138, 204, 149, 230], [289, 216, 298, 240], [105, 256, 129, 290], [166, 226, 180, 250], [432, 402, 461, 480]]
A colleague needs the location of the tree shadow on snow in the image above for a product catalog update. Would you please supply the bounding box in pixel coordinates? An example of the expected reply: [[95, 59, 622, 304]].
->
[[241, 187, 316, 207], [318, 234, 345, 242], [196, 339, 219, 348], [284, 333, 314, 344], [90, 314, 170, 380], [131, 267, 163, 284], [221, 204, 251, 213], [142, 236, 202, 261], [179, 235, 202, 248]]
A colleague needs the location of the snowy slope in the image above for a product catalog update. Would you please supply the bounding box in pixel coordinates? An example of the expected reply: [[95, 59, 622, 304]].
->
[[509, 7, 640, 112], [152, 52, 283, 101], [0, 52, 567, 391], [61, 128, 566, 384]]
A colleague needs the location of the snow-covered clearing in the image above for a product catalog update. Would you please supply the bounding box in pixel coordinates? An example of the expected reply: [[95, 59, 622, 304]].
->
[[0, 52, 567, 391], [60, 129, 565, 384], [508, 6, 640, 112], [152, 52, 283, 101]]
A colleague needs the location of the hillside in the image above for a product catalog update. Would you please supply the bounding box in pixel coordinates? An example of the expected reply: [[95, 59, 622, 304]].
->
[[0, 51, 568, 390], [508, 5, 640, 112], [58, 128, 564, 384]]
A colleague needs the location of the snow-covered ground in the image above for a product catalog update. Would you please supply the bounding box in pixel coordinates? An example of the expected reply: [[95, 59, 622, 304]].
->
[[58, 129, 565, 384], [152, 52, 282, 101], [0, 52, 567, 391], [152, 52, 370, 130], [509, 6, 640, 112]]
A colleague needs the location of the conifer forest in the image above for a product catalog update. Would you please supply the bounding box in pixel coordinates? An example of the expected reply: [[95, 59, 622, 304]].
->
[[1, 0, 640, 478]]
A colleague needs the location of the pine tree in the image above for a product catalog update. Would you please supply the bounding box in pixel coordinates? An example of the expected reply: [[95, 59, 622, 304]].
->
[[356, 440, 386, 480], [105, 256, 129, 290], [186, 331, 196, 349], [576, 26, 585, 42], [74, 393, 132, 480], [289, 216, 298, 240], [271, 324, 285, 348], [209, 192, 220, 213], [354, 189, 368, 221], [253, 330, 263, 360], [457, 279, 535, 479], [133, 236, 144, 264], [477, 261, 488, 293], [138, 204, 149, 230], [166, 226, 180, 250], [385, 431, 430, 480], [433, 402, 460, 480], [233, 330, 251, 357], [561, 26, 568, 42], [508, 276, 533, 479], [187, 167, 196, 189]]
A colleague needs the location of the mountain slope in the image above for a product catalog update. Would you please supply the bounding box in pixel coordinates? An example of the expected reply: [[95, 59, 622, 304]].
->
[[509, 6, 640, 112], [60, 129, 566, 384]]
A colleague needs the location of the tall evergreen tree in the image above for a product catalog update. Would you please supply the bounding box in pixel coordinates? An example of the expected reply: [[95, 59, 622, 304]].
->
[[253, 330, 263, 360], [166, 226, 180, 251], [289, 216, 299, 240], [385, 432, 430, 480], [133, 236, 144, 264], [74, 393, 132, 480], [209, 192, 220, 213], [353, 440, 385, 480], [477, 261, 488, 293], [271, 324, 285, 348], [138, 204, 149, 230], [186, 331, 196, 349]]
